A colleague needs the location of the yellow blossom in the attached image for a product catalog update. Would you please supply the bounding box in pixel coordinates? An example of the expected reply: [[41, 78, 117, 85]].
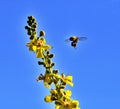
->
[[26, 37, 52, 58], [44, 95, 53, 102], [71, 100, 80, 109], [61, 75, 74, 86], [65, 90, 72, 97], [43, 73, 52, 88], [25, 17, 80, 109], [56, 100, 72, 109], [55, 105, 60, 109], [50, 89, 58, 95], [52, 73, 61, 79], [26, 38, 37, 51], [55, 100, 80, 109]]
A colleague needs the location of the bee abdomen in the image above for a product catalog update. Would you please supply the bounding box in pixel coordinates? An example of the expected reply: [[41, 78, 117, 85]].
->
[[71, 42, 76, 48]]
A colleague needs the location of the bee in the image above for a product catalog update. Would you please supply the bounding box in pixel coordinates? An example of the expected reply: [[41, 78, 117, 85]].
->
[[65, 36, 87, 48]]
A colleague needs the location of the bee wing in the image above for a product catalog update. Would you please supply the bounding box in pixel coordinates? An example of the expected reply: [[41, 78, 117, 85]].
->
[[78, 37, 87, 41], [65, 38, 70, 42]]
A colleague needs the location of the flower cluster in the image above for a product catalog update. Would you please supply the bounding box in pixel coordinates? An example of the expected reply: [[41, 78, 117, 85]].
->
[[25, 16, 80, 109]]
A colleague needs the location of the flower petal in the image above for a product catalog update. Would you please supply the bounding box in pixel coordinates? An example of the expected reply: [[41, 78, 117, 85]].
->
[[42, 45, 52, 50], [36, 49, 44, 58], [65, 90, 72, 97], [65, 76, 73, 82], [44, 95, 53, 102]]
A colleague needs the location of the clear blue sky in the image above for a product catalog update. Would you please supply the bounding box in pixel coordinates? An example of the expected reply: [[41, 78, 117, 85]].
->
[[0, 0, 120, 109]]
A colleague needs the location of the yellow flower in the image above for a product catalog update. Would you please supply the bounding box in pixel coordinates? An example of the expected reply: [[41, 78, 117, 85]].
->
[[71, 100, 80, 109], [26, 38, 37, 51], [61, 74, 74, 86], [55, 100, 80, 109], [55, 105, 60, 109], [50, 89, 58, 95], [52, 73, 61, 79], [65, 90, 72, 97], [57, 100, 72, 109], [44, 73, 52, 88], [26, 37, 52, 58], [44, 95, 53, 102]]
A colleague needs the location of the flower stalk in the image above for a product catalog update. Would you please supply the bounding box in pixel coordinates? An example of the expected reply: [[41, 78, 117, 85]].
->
[[25, 16, 80, 109]]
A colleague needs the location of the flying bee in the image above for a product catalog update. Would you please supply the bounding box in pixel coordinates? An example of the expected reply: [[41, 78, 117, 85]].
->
[[65, 36, 87, 48]]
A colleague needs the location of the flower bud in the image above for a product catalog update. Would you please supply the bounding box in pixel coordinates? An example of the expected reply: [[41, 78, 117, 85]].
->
[[28, 16, 34, 20], [62, 82, 66, 85], [60, 85, 65, 89], [50, 89, 57, 94], [46, 70, 50, 74], [31, 18, 35, 23], [51, 96, 58, 100], [54, 79, 58, 84], [32, 23, 37, 28], [44, 96, 52, 102], [27, 31, 31, 35], [49, 54, 54, 58], [38, 61, 44, 65], [25, 26, 29, 30], [48, 81, 52, 85], [30, 36, 34, 40], [55, 101, 62, 105], [40, 30, 45, 36], [46, 51, 50, 55], [27, 20, 33, 26], [51, 63, 55, 67], [47, 59, 51, 64], [53, 70, 58, 74], [31, 28, 36, 31]]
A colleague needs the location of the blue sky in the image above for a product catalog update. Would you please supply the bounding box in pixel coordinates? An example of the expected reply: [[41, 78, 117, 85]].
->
[[0, 0, 120, 109]]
